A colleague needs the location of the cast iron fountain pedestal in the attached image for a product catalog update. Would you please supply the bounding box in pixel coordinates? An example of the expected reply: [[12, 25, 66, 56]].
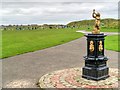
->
[[82, 33, 109, 81]]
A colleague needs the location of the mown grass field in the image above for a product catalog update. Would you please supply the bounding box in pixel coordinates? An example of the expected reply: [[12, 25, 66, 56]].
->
[[105, 35, 119, 52], [79, 27, 118, 32], [1, 28, 119, 59], [2, 28, 83, 58]]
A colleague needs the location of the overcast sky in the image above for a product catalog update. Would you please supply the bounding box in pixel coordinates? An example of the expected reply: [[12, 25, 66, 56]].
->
[[0, 0, 119, 25]]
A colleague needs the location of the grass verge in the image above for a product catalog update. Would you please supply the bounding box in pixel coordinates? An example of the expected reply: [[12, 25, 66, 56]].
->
[[2, 28, 83, 58], [105, 35, 119, 52], [78, 27, 118, 32]]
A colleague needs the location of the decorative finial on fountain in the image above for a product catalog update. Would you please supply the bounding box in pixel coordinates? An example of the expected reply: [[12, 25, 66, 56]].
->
[[92, 9, 101, 34]]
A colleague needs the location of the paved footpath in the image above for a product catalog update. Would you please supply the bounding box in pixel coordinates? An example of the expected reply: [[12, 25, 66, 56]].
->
[[2, 33, 119, 88]]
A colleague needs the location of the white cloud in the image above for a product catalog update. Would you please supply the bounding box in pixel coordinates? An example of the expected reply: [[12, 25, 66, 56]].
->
[[0, 2, 118, 25]]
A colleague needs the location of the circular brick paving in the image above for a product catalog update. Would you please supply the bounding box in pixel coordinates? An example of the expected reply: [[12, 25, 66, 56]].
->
[[38, 68, 118, 88]]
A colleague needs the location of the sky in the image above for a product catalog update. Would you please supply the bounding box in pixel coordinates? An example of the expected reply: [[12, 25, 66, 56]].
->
[[0, 0, 119, 25]]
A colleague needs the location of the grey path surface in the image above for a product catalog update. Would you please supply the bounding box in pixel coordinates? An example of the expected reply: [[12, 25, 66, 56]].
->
[[2, 36, 118, 88]]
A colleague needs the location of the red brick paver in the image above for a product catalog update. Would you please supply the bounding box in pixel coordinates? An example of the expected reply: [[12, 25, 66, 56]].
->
[[39, 68, 118, 88]]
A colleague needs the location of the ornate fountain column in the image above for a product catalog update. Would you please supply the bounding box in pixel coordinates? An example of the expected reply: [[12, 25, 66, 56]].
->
[[82, 9, 109, 81]]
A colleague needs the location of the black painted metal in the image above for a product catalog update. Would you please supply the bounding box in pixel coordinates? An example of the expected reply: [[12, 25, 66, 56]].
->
[[82, 33, 109, 81]]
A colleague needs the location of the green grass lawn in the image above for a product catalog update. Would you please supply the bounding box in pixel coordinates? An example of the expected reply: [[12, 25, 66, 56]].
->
[[2, 28, 83, 58], [78, 27, 118, 32], [1, 28, 119, 59], [105, 35, 119, 52]]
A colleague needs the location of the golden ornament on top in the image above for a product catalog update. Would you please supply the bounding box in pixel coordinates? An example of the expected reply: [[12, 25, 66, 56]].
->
[[92, 9, 101, 34]]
